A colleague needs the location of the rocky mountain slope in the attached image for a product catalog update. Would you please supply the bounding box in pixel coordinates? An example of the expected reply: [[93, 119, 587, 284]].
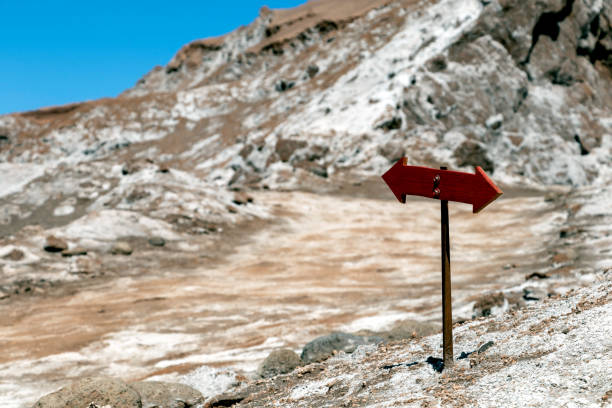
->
[[0, 0, 611, 406]]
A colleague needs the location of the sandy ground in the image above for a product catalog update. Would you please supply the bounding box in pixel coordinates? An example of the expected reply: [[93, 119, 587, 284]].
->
[[0, 189, 564, 406]]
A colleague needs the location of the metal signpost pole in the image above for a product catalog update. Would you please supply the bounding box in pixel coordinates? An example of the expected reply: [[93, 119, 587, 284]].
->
[[440, 167, 453, 367]]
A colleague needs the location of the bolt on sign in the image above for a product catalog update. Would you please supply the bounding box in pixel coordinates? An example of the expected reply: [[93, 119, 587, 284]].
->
[[381, 158, 503, 368]]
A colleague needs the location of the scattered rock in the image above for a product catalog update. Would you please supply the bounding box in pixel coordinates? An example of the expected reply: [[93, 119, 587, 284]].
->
[[130, 381, 203, 408], [458, 341, 495, 359], [477, 340, 495, 354], [275, 79, 295, 92], [257, 349, 302, 378], [2, 248, 25, 261], [472, 292, 506, 318], [301, 332, 377, 364], [44, 236, 68, 253], [68, 256, 101, 275], [148, 237, 166, 247], [425, 356, 444, 373], [375, 117, 402, 131], [61, 247, 88, 257], [111, 242, 133, 256], [32, 376, 141, 408], [306, 65, 319, 78]]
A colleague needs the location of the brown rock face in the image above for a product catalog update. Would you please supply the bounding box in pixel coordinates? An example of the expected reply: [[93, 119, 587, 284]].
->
[[32, 377, 141, 408]]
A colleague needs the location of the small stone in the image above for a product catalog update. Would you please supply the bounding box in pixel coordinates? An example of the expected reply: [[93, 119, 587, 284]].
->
[[2, 248, 25, 261], [111, 242, 133, 255], [426, 356, 444, 373], [306, 64, 319, 78], [62, 247, 88, 257], [44, 236, 68, 253], [257, 349, 302, 378], [477, 340, 494, 354], [148, 237, 166, 247]]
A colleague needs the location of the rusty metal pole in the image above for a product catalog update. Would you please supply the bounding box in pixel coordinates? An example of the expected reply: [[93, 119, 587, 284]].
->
[[440, 166, 453, 368]]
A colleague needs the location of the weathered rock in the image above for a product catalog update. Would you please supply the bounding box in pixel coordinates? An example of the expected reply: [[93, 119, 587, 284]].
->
[[44, 236, 68, 253], [257, 349, 302, 378], [301, 332, 377, 364], [130, 381, 203, 408], [61, 247, 88, 257], [111, 242, 133, 255], [32, 376, 141, 408], [148, 237, 166, 247], [3, 248, 25, 261]]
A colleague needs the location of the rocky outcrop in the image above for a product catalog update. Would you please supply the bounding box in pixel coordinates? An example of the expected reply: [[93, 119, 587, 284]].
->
[[301, 332, 382, 364], [256, 349, 303, 378], [33, 377, 141, 408], [130, 381, 203, 408]]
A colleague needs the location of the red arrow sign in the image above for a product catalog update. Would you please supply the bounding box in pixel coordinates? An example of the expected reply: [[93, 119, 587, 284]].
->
[[382, 158, 503, 213]]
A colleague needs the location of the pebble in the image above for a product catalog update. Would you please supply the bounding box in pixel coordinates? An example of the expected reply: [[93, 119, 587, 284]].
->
[[111, 242, 133, 255]]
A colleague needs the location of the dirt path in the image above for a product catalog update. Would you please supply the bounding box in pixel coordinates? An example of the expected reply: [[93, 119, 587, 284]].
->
[[0, 190, 561, 406]]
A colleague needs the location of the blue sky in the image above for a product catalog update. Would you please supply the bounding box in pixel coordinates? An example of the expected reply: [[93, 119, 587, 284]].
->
[[0, 0, 306, 115]]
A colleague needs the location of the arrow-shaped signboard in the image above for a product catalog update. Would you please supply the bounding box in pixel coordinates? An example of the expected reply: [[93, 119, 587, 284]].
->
[[382, 158, 502, 213], [382, 158, 502, 368]]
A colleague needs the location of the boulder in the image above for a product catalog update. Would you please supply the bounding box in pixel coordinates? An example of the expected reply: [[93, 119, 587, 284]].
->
[[44, 236, 68, 253], [257, 349, 302, 378], [130, 381, 203, 408], [301, 332, 378, 364], [32, 376, 141, 408], [111, 242, 133, 255]]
